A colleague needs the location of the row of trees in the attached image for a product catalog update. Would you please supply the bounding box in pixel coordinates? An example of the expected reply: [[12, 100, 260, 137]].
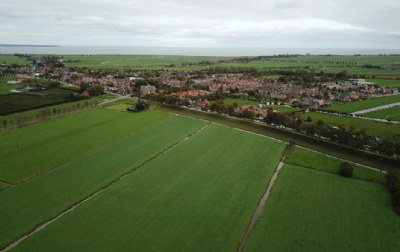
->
[[264, 110, 400, 158], [1, 100, 99, 129]]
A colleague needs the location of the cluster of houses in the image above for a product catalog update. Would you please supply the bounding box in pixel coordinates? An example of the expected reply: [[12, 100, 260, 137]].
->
[[2, 58, 400, 113]]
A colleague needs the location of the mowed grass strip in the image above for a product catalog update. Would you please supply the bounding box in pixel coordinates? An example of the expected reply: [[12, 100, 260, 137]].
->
[[0, 109, 169, 183], [285, 147, 386, 184], [244, 165, 400, 252], [301, 112, 400, 139], [12, 124, 286, 252], [327, 94, 400, 113], [364, 105, 400, 121], [0, 115, 206, 249]]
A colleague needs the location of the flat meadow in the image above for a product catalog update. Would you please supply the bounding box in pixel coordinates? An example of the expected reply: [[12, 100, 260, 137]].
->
[[0, 108, 170, 183], [368, 78, 400, 88], [285, 147, 386, 184], [63, 55, 228, 70], [244, 165, 400, 252], [363, 106, 400, 121], [302, 112, 400, 139], [0, 113, 207, 249], [11, 124, 286, 252], [327, 95, 400, 113]]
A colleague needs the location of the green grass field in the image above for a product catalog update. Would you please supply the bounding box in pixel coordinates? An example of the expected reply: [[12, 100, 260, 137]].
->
[[224, 97, 261, 106], [302, 112, 400, 138], [327, 95, 400, 113], [0, 108, 170, 183], [0, 114, 207, 249], [0, 181, 9, 191], [64, 55, 228, 70], [0, 88, 76, 115], [0, 55, 31, 65], [11, 124, 285, 252], [368, 78, 400, 88], [244, 165, 400, 252], [207, 55, 400, 75], [0, 96, 103, 127], [285, 147, 386, 184], [0, 84, 22, 95], [363, 106, 400, 121]]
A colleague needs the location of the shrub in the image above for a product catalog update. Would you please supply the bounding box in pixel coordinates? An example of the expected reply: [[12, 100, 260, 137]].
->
[[339, 161, 353, 177]]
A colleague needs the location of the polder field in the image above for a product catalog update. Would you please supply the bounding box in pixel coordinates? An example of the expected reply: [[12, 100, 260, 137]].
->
[[59, 54, 400, 77], [63, 55, 230, 70], [301, 112, 400, 139], [244, 165, 400, 252], [326, 94, 400, 113], [0, 88, 77, 115], [364, 106, 400, 121], [1, 101, 399, 251], [368, 78, 400, 88]]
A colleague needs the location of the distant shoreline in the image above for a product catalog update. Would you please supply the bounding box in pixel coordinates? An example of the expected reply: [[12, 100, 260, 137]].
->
[[0, 44, 59, 48], [1, 46, 400, 56]]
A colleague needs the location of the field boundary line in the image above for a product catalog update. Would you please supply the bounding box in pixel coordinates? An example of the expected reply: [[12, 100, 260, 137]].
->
[[1, 123, 209, 252], [237, 153, 287, 252]]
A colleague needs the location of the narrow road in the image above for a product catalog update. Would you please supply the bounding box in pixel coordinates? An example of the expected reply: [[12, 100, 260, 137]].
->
[[237, 155, 286, 252]]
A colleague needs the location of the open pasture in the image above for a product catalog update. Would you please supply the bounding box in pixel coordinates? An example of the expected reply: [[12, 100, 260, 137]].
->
[[0, 96, 103, 127], [0, 88, 76, 115], [285, 147, 385, 184], [301, 112, 400, 138], [0, 55, 31, 65], [302, 112, 400, 139], [368, 78, 400, 88], [64, 55, 228, 70], [206, 55, 400, 75], [0, 108, 170, 183], [0, 114, 206, 249], [244, 165, 400, 252], [326, 95, 400, 113], [364, 105, 400, 121], [11, 124, 286, 252]]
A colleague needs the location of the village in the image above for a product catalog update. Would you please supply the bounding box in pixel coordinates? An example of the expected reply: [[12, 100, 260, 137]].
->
[[1, 55, 399, 119]]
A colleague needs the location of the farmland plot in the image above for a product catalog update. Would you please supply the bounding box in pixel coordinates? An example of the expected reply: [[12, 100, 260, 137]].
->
[[11, 124, 286, 252], [244, 165, 400, 252], [0, 115, 206, 249]]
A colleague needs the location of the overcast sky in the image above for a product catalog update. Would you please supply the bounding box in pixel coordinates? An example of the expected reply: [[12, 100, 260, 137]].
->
[[1, 0, 399, 48]]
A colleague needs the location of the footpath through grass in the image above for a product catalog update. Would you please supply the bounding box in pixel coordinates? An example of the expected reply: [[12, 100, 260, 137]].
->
[[0, 108, 169, 183], [0, 115, 206, 249], [327, 95, 400, 113], [285, 147, 385, 184], [12, 124, 286, 252], [244, 165, 400, 252]]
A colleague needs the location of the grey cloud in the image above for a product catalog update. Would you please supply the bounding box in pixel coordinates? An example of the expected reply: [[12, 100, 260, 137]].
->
[[0, 0, 399, 48]]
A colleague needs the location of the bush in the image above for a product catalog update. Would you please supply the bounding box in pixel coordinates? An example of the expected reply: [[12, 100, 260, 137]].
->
[[339, 161, 353, 177]]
